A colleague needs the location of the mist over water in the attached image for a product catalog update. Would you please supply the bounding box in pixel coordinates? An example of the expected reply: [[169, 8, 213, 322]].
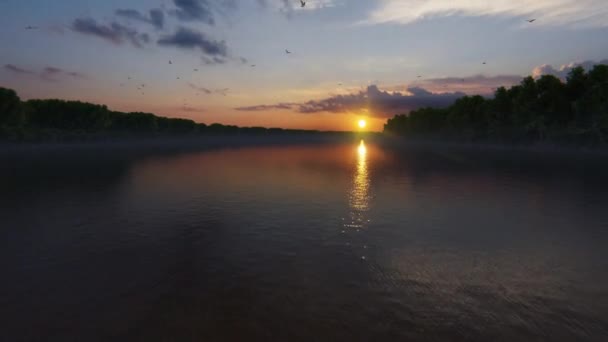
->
[[1, 140, 607, 341]]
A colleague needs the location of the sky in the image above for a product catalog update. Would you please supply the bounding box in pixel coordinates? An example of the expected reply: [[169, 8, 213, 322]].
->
[[1, 0, 607, 131]]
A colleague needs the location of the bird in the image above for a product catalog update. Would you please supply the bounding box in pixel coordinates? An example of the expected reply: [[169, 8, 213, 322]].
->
[[193, 68, 198, 72], [25, 26, 39, 30], [527, 19, 536, 23], [338, 83, 342, 86], [285, 49, 292, 54], [169, 60, 173, 64], [417, 75, 422, 78], [128, 77, 131, 80], [176, 76, 180, 79], [300, 0, 306, 8], [251, 64, 256, 67], [482, 61, 487, 65]]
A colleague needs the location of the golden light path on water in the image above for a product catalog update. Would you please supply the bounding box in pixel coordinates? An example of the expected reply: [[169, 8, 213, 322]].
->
[[345, 140, 371, 231]]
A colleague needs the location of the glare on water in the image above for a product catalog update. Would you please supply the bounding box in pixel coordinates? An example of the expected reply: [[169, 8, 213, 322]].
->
[[346, 140, 370, 230]]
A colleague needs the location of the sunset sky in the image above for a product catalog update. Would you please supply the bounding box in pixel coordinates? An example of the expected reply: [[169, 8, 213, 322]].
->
[[1, 0, 607, 131]]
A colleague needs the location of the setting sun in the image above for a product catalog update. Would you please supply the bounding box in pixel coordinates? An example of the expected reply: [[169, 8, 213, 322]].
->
[[358, 119, 367, 129]]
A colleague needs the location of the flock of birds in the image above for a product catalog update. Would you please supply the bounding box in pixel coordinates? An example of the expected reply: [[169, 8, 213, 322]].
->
[[21, 1, 538, 102]]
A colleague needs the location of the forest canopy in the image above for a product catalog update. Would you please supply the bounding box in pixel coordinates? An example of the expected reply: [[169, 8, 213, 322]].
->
[[0, 88, 319, 141], [384, 65, 608, 145]]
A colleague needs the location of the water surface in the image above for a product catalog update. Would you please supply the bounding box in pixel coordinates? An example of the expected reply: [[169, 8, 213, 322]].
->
[[1, 140, 607, 341]]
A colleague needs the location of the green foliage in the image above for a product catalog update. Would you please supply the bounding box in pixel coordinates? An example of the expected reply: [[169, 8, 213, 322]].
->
[[0, 87, 25, 127], [384, 64, 608, 146], [0, 87, 323, 141]]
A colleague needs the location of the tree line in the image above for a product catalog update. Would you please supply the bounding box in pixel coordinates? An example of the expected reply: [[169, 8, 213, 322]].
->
[[384, 65, 608, 146], [0, 87, 321, 142]]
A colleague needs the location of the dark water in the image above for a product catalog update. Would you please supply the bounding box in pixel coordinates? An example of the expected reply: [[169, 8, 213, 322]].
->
[[1, 139, 608, 341]]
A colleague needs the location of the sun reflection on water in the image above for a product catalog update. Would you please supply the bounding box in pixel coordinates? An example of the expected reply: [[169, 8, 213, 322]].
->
[[345, 140, 370, 230]]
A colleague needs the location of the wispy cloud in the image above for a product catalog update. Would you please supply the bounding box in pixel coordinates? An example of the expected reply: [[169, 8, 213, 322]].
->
[[256, 0, 341, 18], [4, 64, 35, 75], [179, 105, 205, 112], [71, 18, 150, 48], [188, 83, 230, 95], [416, 74, 523, 94], [4, 64, 86, 82], [235, 103, 298, 111], [188, 83, 212, 94], [367, 0, 608, 28], [115, 8, 165, 29]]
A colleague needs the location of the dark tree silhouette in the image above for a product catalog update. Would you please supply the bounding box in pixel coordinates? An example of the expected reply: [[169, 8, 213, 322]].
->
[[0, 87, 323, 141], [385, 64, 608, 146]]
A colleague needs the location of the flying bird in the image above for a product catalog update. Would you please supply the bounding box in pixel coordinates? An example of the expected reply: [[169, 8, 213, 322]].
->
[[251, 64, 256, 67], [482, 62, 487, 65], [300, 0, 306, 8], [285, 49, 292, 54], [193, 69, 198, 72], [25, 26, 39, 30], [527, 19, 536, 23], [169, 60, 173, 65], [417, 75, 422, 78]]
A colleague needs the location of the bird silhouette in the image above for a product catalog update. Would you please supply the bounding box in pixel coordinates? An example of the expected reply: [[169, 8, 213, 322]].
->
[[482, 62, 487, 65], [25, 26, 39, 30], [193, 68, 198, 71], [300, 0, 306, 8], [527, 19, 536, 23], [417, 75, 422, 78], [251, 64, 256, 67], [285, 49, 292, 54], [169, 60, 173, 64]]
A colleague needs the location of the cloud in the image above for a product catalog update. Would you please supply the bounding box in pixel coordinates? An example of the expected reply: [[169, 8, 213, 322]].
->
[[256, 0, 339, 18], [235, 60, 608, 116], [4, 64, 35, 75], [115, 8, 165, 29], [201, 56, 228, 65], [532, 59, 608, 79], [188, 83, 212, 94], [417, 74, 524, 94], [41, 67, 86, 82], [236, 103, 299, 111], [4, 64, 85, 82], [367, 0, 608, 28], [179, 105, 205, 112], [158, 27, 228, 61], [236, 85, 465, 117], [188, 83, 230, 95], [171, 0, 216, 24], [71, 18, 150, 48]]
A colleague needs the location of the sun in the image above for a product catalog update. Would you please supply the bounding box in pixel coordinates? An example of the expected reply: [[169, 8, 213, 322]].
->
[[358, 119, 367, 129]]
